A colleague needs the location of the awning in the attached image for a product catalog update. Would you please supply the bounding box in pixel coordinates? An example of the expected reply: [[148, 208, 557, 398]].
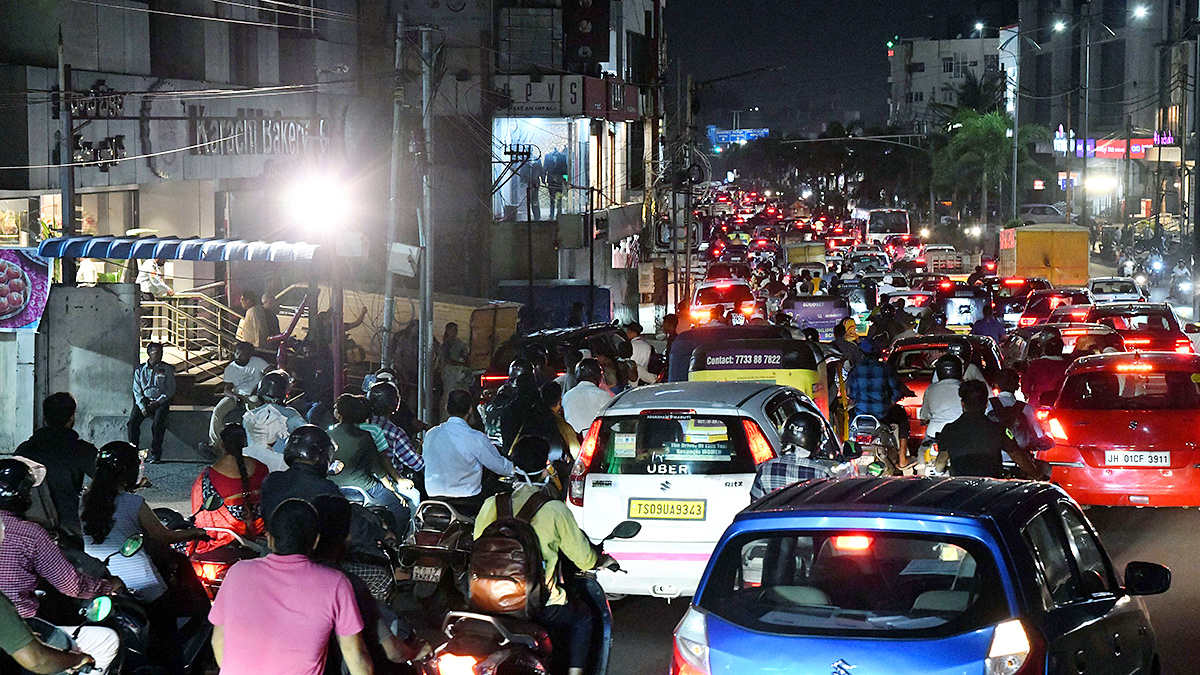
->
[[36, 236, 322, 263]]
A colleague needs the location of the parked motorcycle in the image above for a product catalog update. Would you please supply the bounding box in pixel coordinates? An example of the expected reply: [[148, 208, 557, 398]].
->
[[428, 521, 642, 675], [399, 500, 475, 612]]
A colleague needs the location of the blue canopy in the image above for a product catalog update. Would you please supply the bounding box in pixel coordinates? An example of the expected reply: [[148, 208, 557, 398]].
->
[[37, 236, 322, 263]]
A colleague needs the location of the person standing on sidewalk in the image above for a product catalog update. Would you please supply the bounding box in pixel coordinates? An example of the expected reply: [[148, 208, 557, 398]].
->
[[128, 342, 175, 463]]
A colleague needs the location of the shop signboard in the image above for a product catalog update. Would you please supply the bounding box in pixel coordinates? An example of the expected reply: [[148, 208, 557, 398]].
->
[[0, 249, 50, 332], [495, 75, 583, 116]]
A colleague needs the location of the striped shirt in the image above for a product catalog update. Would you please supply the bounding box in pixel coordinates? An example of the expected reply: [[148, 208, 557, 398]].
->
[[0, 510, 113, 617]]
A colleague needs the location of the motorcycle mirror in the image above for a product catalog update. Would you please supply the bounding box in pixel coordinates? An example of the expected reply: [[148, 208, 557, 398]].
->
[[202, 494, 224, 512], [606, 521, 642, 540], [120, 533, 145, 558], [841, 440, 860, 460], [85, 595, 113, 623], [328, 460, 345, 476]]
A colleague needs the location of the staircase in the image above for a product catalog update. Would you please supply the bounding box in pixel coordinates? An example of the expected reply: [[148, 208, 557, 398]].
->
[[140, 287, 241, 405]]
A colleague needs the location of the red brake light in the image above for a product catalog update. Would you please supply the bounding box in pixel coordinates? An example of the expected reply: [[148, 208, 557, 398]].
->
[[1003, 278, 1026, 286], [1116, 363, 1154, 372], [741, 419, 776, 465], [1018, 317, 1037, 327], [1124, 338, 1150, 346], [570, 419, 604, 507], [481, 374, 508, 386], [436, 654, 480, 675], [1036, 408, 1050, 421], [912, 295, 927, 306], [832, 535, 873, 551], [192, 560, 226, 583], [915, 257, 925, 264], [939, 281, 953, 289], [1047, 417, 1068, 441], [1176, 340, 1194, 354], [740, 305, 756, 317]]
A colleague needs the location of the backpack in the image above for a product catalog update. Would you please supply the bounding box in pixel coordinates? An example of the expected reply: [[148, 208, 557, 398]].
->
[[988, 398, 1051, 454], [468, 492, 552, 620]]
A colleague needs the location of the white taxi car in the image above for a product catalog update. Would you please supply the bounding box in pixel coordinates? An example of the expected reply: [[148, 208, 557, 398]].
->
[[567, 381, 836, 598]]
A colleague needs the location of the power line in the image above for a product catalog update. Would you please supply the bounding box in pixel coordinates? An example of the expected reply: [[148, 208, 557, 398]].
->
[[69, 0, 324, 30], [0, 132, 245, 171]]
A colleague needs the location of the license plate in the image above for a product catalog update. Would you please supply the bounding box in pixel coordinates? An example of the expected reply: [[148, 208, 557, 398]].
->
[[628, 498, 707, 520], [1105, 451, 1171, 467], [412, 565, 443, 583]]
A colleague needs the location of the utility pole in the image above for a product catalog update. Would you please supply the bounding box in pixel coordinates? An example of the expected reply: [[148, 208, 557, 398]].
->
[[1081, 3, 1092, 231], [1193, 4, 1200, 318], [381, 15, 405, 369], [418, 26, 436, 423], [683, 75, 694, 311], [1010, 34, 1021, 224], [1124, 114, 1132, 233], [1065, 92, 1074, 222], [57, 31, 77, 284]]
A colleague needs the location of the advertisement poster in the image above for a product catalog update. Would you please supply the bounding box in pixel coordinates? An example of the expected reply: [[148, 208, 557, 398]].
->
[[0, 248, 50, 332]]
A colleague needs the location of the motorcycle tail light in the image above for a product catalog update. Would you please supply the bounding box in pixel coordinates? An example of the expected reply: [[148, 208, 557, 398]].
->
[[192, 561, 228, 583], [855, 434, 873, 444], [435, 654, 479, 675]]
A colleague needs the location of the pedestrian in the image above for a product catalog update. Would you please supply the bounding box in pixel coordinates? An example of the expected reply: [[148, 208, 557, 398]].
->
[[260, 293, 281, 342], [440, 322, 471, 418], [970, 303, 1006, 345], [235, 289, 271, 350], [424, 390, 514, 517], [624, 322, 656, 384], [935, 380, 1039, 478], [209, 342, 269, 451], [831, 318, 864, 367], [136, 257, 173, 342], [846, 339, 912, 466], [128, 342, 175, 463], [14, 392, 97, 549], [561, 358, 614, 434], [209, 499, 373, 675]]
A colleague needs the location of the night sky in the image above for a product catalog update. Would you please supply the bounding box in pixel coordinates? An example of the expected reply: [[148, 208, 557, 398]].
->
[[665, 0, 1018, 134]]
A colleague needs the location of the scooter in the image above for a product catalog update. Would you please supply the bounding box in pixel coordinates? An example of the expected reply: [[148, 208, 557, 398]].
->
[[400, 500, 475, 612], [429, 521, 642, 675], [847, 414, 906, 476], [155, 494, 265, 600]]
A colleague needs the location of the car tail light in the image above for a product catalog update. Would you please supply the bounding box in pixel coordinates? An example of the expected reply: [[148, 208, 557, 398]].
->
[[1123, 338, 1150, 347], [691, 308, 711, 323], [742, 419, 776, 465], [569, 419, 604, 507], [915, 257, 926, 264], [740, 305, 755, 317], [984, 619, 1038, 675], [1176, 339, 1194, 354], [855, 433, 873, 444], [1036, 408, 1050, 421], [480, 374, 507, 387], [832, 535, 873, 551], [671, 607, 710, 675], [1117, 362, 1154, 372], [1018, 317, 1037, 327], [435, 654, 479, 675], [1003, 278, 1027, 285], [1047, 417, 1068, 442]]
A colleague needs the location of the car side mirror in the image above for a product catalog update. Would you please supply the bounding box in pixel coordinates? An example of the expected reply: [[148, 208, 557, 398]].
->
[[1185, 323, 1199, 334], [1037, 391, 1057, 407], [1124, 561, 1171, 596]]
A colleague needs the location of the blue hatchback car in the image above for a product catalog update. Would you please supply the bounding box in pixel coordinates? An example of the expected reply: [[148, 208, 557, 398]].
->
[[673, 477, 1170, 675]]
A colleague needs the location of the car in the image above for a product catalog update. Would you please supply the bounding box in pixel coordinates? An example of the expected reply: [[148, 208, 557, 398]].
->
[[479, 324, 632, 402], [753, 224, 780, 240], [909, 273, 951, 292], [846, 251, 891, 273], [1083, 302, 1195, 353], [1017, 289, 1095, 327], [568, 381, 839, 599], [1088, 276, 1146, 303], [665, 325, 792, 382], [719, 243, 750, 262], [704, 262, 753, 282], [999, 322, 1124, 367], [888, 335, 1002, 441], [1018, 202, 1077, 225], [691, 279, 759, 326], [933, 284, 990, 330], [823, 236, 857, 254], [981, 277, 1054, 325], [879, 289, 934, 318], [675, 476, 1169, 675], [923, 244, 959, 272], [1045, 303, 1093, 324], [1042, 351, 1200, 506]]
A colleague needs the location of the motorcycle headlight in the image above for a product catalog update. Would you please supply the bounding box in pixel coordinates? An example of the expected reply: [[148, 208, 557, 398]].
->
[[1153, 261, 1164, 271]]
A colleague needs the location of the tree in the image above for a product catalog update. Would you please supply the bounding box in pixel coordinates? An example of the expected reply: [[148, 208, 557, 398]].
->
[[928, 70, 1007, 126]]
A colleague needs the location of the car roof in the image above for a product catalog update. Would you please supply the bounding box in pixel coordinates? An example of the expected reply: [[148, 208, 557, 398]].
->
[[510, 323, 621, 343], [603, 381, 780, 412], [749, 476, 1063, 519], [890, 334, 995, 350], [1068, 351, 1200, 373], [1089, 302, 1172, 313], [1089, 276, 1137, 283]]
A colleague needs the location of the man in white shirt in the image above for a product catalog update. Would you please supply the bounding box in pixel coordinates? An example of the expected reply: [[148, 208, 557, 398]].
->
[[136, 258, 172, 298], [209, 341, 270, 448], [919, 355, 965, 441], [423, 389, 514, 516], [561, 358, 613, 434], [624, 322, 656, 385]]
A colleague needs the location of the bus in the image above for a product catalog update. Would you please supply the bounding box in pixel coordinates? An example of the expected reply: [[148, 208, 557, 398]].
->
[[866, 208, 910, 243]]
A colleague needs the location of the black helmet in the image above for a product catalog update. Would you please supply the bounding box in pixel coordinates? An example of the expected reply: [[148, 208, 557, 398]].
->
[[1036, 327, 1065, 357], [932, 312, 947, 327], [508, 358, 533, 384], [95, 441, 141, 488], [934, 354, 965, 381], [0, 459, 34, 514], [257, 370, 292, 404], [367, 380, 400, 416], [780, 411, 823, 456], [283, 425, 335, 468], [946, 337, 972, 364], [575, 357, 603, 384]]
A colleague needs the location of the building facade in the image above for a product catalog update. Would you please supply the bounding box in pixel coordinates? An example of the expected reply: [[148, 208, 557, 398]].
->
[[888, 35, 1001, 134]]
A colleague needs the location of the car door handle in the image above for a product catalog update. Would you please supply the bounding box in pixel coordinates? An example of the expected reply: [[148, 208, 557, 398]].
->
[[1073, 649, 1086, 673], [1112, 632, 1122, 656]]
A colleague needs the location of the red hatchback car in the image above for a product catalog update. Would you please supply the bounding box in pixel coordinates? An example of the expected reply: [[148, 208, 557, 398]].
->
[[1083, 302, 1194, 354], [1041, 352, 1200, 506]]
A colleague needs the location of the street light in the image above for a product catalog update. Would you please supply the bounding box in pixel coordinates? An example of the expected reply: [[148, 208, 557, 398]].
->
[[1054, 20, 1066, 32], [975, 21, 985, 32], [1133, 5, 1148, 18], [285, 175, 351, 233]]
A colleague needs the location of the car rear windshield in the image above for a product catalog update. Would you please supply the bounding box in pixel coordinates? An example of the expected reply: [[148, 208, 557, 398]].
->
[[697, 285, 755, 305], [699, 531, 1006, 637], [1058, 370, 1200, 410], [1090, 310, 1178, 332], [890, 347, 945, 375], [1092, 280, 1138, 295], [1027, 293, 1088, 315], [589, 414, 756, 476]]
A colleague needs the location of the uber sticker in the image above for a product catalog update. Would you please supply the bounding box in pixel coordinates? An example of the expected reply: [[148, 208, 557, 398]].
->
[[614, 433, 637, 458]]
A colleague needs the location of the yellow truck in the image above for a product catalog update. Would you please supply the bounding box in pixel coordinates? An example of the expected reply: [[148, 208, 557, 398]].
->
[[784, 241, 826, 264], [998, 223, 1090, 286]]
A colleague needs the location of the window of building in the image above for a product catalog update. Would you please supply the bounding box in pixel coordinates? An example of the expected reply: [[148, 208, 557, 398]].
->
[[942, 57, 954, 73], [913, 92, 924, 102], [627, 120, 645, 190], [984, 54, 999, 71], [275, 0, 316, 30], [498, 8, 564, 73], [907, 62, 925, 73], [148, 2, 204, 80]]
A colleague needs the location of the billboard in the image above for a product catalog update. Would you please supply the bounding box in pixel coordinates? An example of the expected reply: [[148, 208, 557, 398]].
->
[[0, 248, 50, 332]]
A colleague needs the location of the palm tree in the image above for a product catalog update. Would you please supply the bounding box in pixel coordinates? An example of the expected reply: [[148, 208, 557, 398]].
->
[[928, 70, 1007, 126]]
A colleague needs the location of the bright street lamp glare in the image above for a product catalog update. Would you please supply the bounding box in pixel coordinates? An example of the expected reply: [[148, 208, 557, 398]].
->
[[1133, 5, 1148, 18], [1054, 20, 1066, 31], [975, 22, 984, 31], [285, 177, 350, 232]]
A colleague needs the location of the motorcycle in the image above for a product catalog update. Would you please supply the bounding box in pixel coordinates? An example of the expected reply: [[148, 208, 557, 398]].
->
[[428, 521, 642, 675], [154, 494, 266, 601], [847, 413, 910, 476], [1169, 273, 1193, 304], [400, 500, 475, 613]]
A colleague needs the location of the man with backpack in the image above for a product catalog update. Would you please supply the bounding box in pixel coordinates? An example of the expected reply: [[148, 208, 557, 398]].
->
[[986, 369, 1053, 473], [471, 437, 617, 675]]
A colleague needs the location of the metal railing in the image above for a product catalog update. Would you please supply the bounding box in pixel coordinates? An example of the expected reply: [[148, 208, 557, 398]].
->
[[140, 292, 242, 380]]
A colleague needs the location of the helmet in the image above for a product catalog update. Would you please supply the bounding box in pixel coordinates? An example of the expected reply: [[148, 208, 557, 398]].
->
[[95, 441, 140, 488], [932, 313, 948, 327], [367, 380, 401, 416], [0, 459, 34, 514], [283, 425, 335, 468], [257, 370, 292, 404], [946, 337, 972, 364], [575, 358, 603, 384], [1034, 327, 1065, 357], [780, 411, 823, 457], [934, 354, 965, 381], [507, 358, 533, 384]]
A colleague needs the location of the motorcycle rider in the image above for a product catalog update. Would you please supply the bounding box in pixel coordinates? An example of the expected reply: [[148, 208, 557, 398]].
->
[[845, 339, 913, 467], [366, 381, 424, 476], [0, 459, 122, 675], [259, 425, 343, 527], [14, 392, 97, 550], [987, 368, 1054, 468], [500, 371, 561, 455], [473, 436, 618, 675], [425, 390, 514, 517], [241, 370, 306, 472], [933, 337, 988, 384], [935, 380, 1041, 478], [1021, 329, 1070, 406], [749, 412, 835, 499], [919, 355, 965, 444], [328, 394, 412, 532], [485, 359, 534, 444]]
